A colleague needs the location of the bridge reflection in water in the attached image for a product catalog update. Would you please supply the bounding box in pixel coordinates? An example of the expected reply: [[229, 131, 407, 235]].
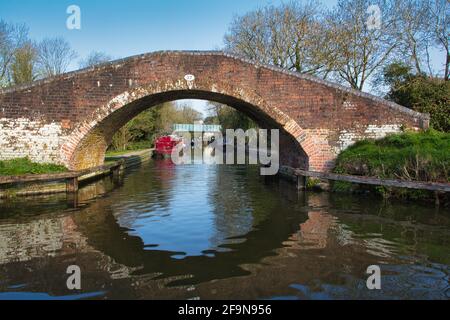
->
[[0, 160, 449, 300]]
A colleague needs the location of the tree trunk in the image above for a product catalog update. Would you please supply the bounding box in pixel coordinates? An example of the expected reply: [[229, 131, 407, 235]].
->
[[445, 52, 449, 81]]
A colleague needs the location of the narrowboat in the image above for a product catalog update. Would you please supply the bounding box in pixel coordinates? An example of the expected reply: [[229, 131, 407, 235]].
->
[[153, 135, 183, 158]]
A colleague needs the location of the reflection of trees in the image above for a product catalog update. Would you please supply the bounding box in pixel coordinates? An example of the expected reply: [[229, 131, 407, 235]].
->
[[327, 193, 450, 265], [72, 168, 449, 290], [207, 166, 308, 250], [207, 166, 256, 248], [188, 193, 450, 299], [1, 164, 449, 299], [72, 170, 310, 286], [111, 160, 175, 229]]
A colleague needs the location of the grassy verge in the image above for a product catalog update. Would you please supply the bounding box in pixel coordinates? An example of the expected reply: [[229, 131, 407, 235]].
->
[[0, 158, 68, 176], [106, 150, 138, 157], [333, 130, 449, 201], [106, 141, 153, 157]]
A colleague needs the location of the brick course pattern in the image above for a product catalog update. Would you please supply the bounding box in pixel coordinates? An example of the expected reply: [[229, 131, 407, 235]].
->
[[0, 51, 429, 171]]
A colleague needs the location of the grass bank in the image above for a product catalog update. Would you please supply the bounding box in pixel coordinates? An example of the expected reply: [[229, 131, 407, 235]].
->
[[0, 158, 67, 176], [106, 141, 153, 157], [333, 130, 449, 202]]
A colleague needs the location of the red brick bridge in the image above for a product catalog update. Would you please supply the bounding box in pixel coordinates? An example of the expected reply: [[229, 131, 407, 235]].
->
[[0, 51, 429, 172]]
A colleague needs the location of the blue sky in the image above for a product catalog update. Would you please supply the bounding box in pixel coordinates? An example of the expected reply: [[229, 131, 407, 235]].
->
[[0, 0, 336, 65]]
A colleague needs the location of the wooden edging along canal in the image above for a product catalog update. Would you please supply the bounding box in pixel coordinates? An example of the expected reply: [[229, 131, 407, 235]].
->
[[0, 160, 125, 196], [279, 166, 450, 193], [0, 149, 153, 199], [295, 169, 450, 192]]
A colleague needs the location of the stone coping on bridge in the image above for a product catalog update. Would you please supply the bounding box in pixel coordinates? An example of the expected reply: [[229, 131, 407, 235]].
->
[[0, 50, 430, 122]]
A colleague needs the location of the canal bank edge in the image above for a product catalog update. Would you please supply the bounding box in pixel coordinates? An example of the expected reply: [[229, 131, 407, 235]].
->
[[0, 149, 153, 199]]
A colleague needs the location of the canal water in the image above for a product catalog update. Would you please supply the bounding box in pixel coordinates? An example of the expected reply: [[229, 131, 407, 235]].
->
[[0, 160, 449, 300]]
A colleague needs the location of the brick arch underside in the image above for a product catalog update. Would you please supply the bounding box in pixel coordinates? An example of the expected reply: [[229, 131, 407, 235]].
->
[[64, 89, 316, 171]]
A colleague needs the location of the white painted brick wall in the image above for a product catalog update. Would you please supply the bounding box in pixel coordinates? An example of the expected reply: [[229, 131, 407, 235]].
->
[[335, 124, 402, 154], [0, 118, 65, 164]]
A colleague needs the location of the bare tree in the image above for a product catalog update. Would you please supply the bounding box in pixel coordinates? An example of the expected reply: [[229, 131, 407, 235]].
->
[[36, 37, 77, 77], [223, 0, 446, 90], [224, 1, 334, 78], [177, 103, 203, 123], [327, 0, 398, 90], [392, 0, 435, 75], [388, 0, 448, 80], [79, 51, 113, 69], [428, 0, 449, 80], [0, 20, 29, 86], [225, 9, 271, 64]]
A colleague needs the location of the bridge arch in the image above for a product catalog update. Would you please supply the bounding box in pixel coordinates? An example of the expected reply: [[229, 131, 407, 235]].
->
[[0, 51, 429, 172], [63, 79, 315, 170]]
